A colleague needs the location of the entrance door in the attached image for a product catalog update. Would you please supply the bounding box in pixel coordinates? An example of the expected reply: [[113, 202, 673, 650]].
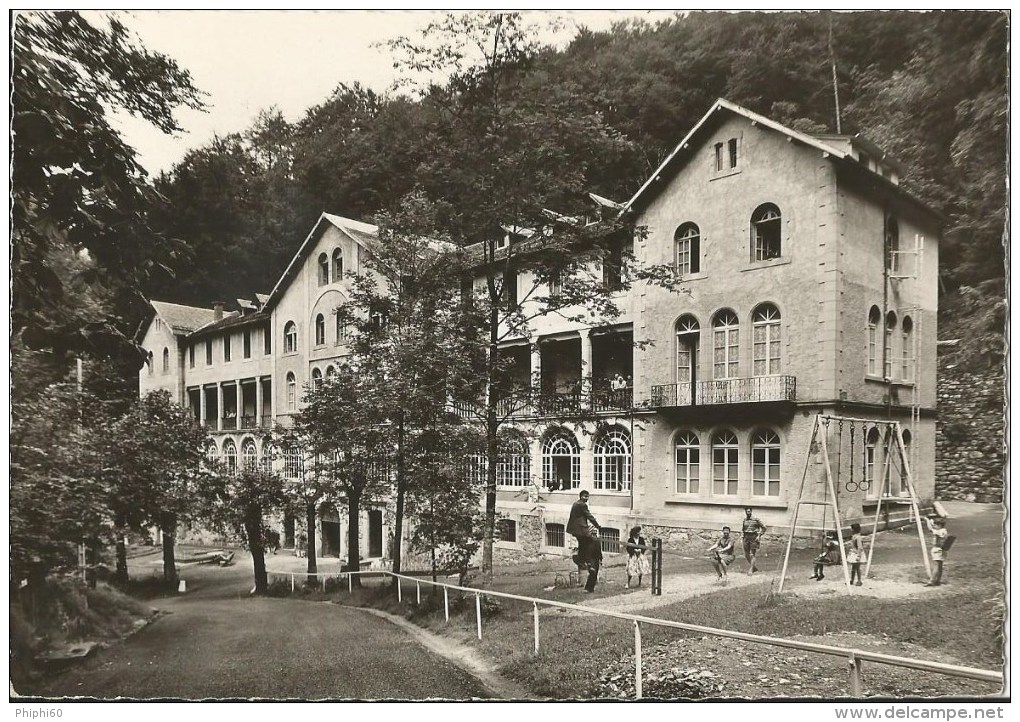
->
[[321, 521, 342, 557], [677, 332, 699, 405], [368, 510, 383, 558]]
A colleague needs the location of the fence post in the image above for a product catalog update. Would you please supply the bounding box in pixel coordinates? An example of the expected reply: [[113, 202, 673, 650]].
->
[[634, 620, 643, 699], [416, 580, 421, 605], [652, 538, 663, 596], [443, 587, 450, 623], [397, 577, 402, 602], [291, 573, 295, 593], [533, 601, 540, 655], [848, 654, 864, 696], [348, 572, 352, 594], [475, 592, 482, 640]]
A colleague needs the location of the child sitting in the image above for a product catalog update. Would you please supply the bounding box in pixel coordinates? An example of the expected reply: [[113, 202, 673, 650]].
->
[[811, 530, 842, 581]]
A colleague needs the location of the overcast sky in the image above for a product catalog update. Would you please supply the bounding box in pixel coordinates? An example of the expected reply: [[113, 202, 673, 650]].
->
[[92, 10, 680, 176]]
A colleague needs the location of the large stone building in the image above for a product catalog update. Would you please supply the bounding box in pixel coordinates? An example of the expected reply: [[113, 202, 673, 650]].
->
[[138, 99, 941, 564]]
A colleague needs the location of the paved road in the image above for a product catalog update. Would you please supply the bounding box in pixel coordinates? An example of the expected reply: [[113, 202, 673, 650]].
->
[[31, 560, 493, 700]]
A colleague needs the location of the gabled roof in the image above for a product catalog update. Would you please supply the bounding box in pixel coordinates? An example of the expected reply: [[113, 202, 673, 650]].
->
[[263, 212, 380, 311], [622, 98, 940, 221], [150, 301, 218, 336]]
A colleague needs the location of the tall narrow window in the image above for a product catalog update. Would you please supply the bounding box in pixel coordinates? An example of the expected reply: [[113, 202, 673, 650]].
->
[[312, 367, 323, 391], [712, 430, 739, 496], [676, 315, 700, 395], [541, 430, 580, 491], [286, 372, 297, 410], [885, 311, 898, 379], [332, 248, 344, 280], [189, 345, 195, 369], [712, 310, 739, 380], [752, 430, 781, 496], [728, 137, 738, 168], [223, 439, 237, 475], [162, 347, 170, 373], [224, 334, 231, 362], [593, 429, 631, 492], [714, 142, 724, 172], [206, 339, 213, 366], [264, 323, 272, 355], [503, 268, 518, 309], [284, 321, 297, 354], [314, 314, 325, 346], [675, 430, 700, 494], [146, 353, 153, 375], [867, 306, 881, 376], [242, 439, 258, 470], [901, 316, 915, 382], [751, 203, 782, 261], [865, 426, 880, 497], [896, 429, 912, 497], [674, 223, 700, 275], [243, 329, 251, 359], [886, 216, 900, 273], [325, 365, 336, 380], [284, 446, 303, 479], [336, 312, 351, 344], [752, 303, 781, 376], [317, 253, 329, 286]]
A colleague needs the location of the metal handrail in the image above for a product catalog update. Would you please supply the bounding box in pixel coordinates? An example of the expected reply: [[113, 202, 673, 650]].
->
[[266, 567, 1003, 697]]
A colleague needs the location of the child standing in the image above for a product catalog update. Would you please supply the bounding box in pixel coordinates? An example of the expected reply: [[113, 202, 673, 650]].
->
[[625, 525, 650, 589], [845, 523, 865, 586], [925, 515, 951, 587], [811, 530, 842, 581]]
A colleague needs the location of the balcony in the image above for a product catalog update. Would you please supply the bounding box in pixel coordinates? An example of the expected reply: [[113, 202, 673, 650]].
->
[[650, 376, 796, 408], [449, 386, 634, 420], [221, 415, 238, 430]]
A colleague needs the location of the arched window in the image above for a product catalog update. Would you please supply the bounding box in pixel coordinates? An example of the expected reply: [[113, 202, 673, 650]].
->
[[752, 303, 781, 376], [332, 248, 344, 281], [712, 310, 739, 380], [675, 430, 700, 494], [317, 253, 329, 286], [712, 430, 739, 496], [205, 441, 219, 465], [284, 321, 298, 354], [884, 311, 898, 379], [146, 352, 153, 375], [867, 306, 881, 376], [901, 316, 914, 382], [242, 439, 258, 469], [865, 426, 881, 496], [162, 347, 170, 373], [314, 314, 326, 346], [676, 315, 700, 389], [223, 439, 237, 475], [593, 428, 631, 492], [336, 311, 351, 344], [886, 216, 900, 273], [311, 367, 323, 391], [674, 223, 700, 275], [751, 429, 781, 497], [325, 365, 336, 379], [541, 430, 580, 491], [497, 437, 531, 488], [286, 372, 297, 410], [751, 203, 782, 261], [892, 428, 912, 497]]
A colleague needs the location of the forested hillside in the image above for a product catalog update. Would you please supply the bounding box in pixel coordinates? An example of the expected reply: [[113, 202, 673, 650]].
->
[[12, 10, 1007, 387]]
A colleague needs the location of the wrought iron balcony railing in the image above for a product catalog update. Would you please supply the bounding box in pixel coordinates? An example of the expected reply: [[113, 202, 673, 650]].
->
[[448, 386, 635, 420], [221, 416, 238, 430], [650, 376, 796, 408], [241, 415, 258, 429]]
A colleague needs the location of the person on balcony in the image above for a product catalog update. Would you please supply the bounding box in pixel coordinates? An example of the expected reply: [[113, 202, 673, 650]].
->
[[567, 490, 602, 592]]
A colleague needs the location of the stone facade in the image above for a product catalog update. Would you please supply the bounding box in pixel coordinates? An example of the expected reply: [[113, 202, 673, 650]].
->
[[935, 355, 1005, 503]]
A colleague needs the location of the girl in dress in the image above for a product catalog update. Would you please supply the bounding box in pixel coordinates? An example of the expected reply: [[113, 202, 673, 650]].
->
[[845, 523, 865, 586], [625, 525, 650, 588]]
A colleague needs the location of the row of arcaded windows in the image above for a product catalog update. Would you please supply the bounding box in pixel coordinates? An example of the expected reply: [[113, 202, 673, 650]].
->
[[866, 306, 915, 381], [674, 303, 782, 382], [284, 313, 354, 353], [673, 203, 783, 275], [674, 428, 781, 498], [317, 248, 345, 287]]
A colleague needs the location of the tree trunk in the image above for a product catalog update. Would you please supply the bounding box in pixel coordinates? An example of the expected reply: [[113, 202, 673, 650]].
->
[[160, 511, 178, 587], [305, 499, 317, 585], [392, 408, 406, 583], [114, 515, 128, 585], [347, 487, 362, 588], [482, 303, 500, 575], [246, 516, 268, 595]]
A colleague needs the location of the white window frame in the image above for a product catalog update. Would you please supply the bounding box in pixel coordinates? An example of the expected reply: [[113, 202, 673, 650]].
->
[[712, 430, 739, 496], [284, 321, 298, 354], [223, 439, 238, 475], [496, 439, 531, 488], [884, 311, 897, 379], [317, 253, 329, 286], [751, 429, 781, 497], [242, 439, 258, 470], [752, 304, 782, 376], [592, 429, 631, 492], [675, 223, 700, 276], [751, 203, 782, 261], [867, 306, 881, 376], [332, 248, 344, 281], [712, 310, 739, 380], [901, 316, 915, 382], [675, 430, 700, 495], [286, 372, 297, 410], [541, 432, 580, 490], [315, 314, 326, 347]]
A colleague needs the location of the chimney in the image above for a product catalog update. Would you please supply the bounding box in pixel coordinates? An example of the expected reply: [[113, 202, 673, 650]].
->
[[212, 302, 225, 321]]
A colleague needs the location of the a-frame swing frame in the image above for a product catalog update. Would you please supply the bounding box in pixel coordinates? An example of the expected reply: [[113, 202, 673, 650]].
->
[[778, 414, 930, 594]]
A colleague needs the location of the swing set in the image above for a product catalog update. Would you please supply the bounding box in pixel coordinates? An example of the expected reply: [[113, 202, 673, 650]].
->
[[778, 414, 930, 593]]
